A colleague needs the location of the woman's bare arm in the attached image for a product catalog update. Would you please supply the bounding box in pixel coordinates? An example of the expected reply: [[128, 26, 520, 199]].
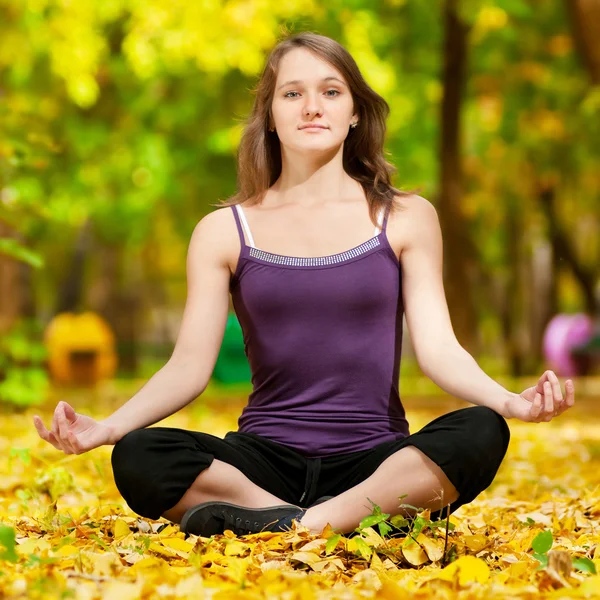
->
[[97, 208, 234, 441], [398, 195, 514, 416]]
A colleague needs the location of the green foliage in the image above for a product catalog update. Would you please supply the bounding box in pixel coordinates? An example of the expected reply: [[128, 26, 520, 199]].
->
[[0, 238, 44, 268], [532, 529, 553, 555], [325, 534, 342, 555], [572, 556, 597, 575], [23, 554, 60, 568], [89, 534, 110, 552], [357, 502, 393, 538], [0, 519, 61, 571], [530, 529, 597, 574], [324, 497, 455, 561], [0, 525, 18, 563], [120, 535, 152, 556], [33, 467, 76, 502], [353, 536, 372, 560], [8, 447, 31, 467], [0, 0, 598, 371], [531, 529, 552, 569], [0, 320, 49, 408]]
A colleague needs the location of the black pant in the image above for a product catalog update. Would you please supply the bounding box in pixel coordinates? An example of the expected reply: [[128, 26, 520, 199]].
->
[[111, 406, 510, 522]]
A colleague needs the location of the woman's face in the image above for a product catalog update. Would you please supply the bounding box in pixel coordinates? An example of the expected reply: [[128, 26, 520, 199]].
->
[[270, 48, 357, 155]]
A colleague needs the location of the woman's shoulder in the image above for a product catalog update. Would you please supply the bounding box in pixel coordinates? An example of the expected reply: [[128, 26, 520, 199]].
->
[[388, 193, 438, 258], [195, 205, 237, 232], [390, 192, 437, 224], [391, 192, 432, 212], [192, 206, 243, 267]]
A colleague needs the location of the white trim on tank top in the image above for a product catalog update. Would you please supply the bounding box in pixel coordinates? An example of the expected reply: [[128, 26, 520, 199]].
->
[[236, 204, 256, 247], [235, 204, 385, 249]]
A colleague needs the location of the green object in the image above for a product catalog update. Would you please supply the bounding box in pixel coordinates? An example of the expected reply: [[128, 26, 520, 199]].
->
[[212, 313, 251, 384], [0, 524, 19, 563]]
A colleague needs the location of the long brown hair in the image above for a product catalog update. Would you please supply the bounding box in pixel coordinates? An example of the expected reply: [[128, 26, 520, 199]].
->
[[215, 31, 418, 225]]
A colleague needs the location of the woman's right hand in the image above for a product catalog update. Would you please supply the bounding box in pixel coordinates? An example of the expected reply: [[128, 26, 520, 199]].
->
[[33, 401, 117, 455]]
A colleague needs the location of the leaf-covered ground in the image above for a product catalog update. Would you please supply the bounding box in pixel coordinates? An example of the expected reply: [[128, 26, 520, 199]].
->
[[1, 384, 600, 599]]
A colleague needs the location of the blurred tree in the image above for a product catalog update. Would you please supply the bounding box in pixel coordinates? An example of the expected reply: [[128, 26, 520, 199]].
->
[[460, 0, 599, 373], [437, 0, 478, 353], [0, 0, 598, 380], [567, 0, 600, 85]]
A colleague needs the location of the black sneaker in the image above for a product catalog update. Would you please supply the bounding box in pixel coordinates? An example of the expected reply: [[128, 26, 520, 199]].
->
[[179, 501, 306, 537]]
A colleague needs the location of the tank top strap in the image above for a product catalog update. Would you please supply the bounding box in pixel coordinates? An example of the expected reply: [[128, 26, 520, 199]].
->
[[381, 202, 392, 232], [231, 205, 256, 248], [373, 204, 390, 236]]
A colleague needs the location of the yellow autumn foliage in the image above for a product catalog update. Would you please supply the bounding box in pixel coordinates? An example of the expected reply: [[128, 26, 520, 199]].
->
[[1, 395, 600, 599]]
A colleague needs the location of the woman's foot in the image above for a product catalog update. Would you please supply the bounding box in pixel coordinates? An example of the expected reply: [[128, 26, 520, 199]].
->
[[179, 501, 306, 537]]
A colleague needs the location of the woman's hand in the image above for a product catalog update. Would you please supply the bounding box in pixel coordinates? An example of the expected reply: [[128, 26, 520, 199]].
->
[[505, 370, 575, 422], [33, 401, 117, 455]]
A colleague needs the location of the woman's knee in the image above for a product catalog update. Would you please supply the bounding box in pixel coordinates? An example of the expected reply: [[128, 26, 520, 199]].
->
[[111, 429, 149, 469], [438, 407, 511, 511], [110, 427, 216, 519], [111, 428, 178, 519], [467, 406, 511, 457], [111, 428, 150, 483]]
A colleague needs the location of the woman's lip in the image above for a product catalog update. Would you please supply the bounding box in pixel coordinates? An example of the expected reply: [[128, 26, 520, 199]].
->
[[300, 125, 328, 130]]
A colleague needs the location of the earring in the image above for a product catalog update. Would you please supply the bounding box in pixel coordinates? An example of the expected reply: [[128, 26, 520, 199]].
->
[[350, 121, 358, 128]]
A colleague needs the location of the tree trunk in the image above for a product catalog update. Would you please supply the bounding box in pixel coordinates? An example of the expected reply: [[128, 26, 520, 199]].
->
[[567, 0, 600, 84], [504, 199, 527, 376], [538, 185, 598, 314], [55, 218, 93, 314], [0, 221, 36, 333], [563, 0, 600, 315], [528, 237, 555, 371], [437, 0, 478, 352], [89, 241, 141, 374], [0, 224, 20, 334]]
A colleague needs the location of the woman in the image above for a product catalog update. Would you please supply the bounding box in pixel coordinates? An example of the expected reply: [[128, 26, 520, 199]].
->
[[34, 32, 575, 538]]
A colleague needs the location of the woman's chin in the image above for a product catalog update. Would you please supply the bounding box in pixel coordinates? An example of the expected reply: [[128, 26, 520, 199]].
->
[[284, 140, 343, 155]]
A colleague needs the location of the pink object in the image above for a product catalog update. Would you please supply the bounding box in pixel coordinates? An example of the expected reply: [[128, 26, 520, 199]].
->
[[542, 313, 594, 376]]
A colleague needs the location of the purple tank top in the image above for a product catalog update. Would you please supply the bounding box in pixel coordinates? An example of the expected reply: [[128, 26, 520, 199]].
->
[[229, 203, 410, 458]]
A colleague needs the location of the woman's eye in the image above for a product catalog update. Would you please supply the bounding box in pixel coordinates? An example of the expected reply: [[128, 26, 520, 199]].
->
[[283, 90, 340, 98]]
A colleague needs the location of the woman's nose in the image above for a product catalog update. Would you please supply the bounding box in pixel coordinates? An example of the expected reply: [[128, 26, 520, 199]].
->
[[303, 95, 323, 117]]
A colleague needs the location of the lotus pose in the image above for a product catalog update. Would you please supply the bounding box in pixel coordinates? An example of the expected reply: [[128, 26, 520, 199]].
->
[[34, 32, 575, 538]]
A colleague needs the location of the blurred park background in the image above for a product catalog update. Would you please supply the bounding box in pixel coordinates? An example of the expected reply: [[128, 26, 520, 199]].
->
[[1, 0, 600, 411]]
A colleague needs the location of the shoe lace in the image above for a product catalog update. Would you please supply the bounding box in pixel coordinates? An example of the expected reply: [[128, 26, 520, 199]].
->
[[222, 511, 262, 535]]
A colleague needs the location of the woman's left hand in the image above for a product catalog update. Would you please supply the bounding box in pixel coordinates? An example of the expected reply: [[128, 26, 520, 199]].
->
[[505, 370, 575, 422]]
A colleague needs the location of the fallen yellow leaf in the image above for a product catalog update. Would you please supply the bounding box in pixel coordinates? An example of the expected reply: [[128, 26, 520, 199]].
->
[[579, 575, 600, 595], [54, 544, 79, 557], [290, 551, 322, 565], [417, 533, 444, 562], [432, 555, 490, 586], [149, 541, 182, 559], [113, 518, 130, 540], [370, 550, 384, 570], [462, 534, 489, 553], [299, 537, 327, 552], [102, 580, 143, 600], [401, 539, 428, 566], [224, 540, 250, 556], [16, 537, 51, 555], [360, 527, 385, 548], [161, 536, 194, 553], [128, 556, 165, 574]]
